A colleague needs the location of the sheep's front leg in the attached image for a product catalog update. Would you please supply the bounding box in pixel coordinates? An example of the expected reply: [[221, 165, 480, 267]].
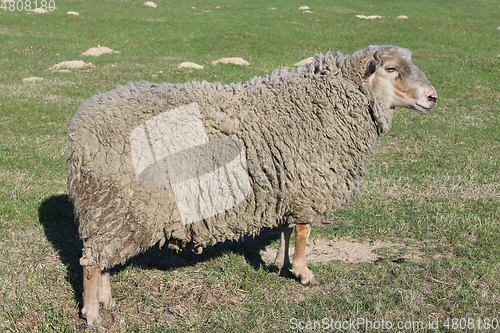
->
[[81, 267, 102, 326], [274, 224, 293, 276], [290, 223, 321, 286]]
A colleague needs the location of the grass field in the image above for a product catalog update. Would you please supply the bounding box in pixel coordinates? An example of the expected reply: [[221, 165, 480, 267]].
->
[[0, 0, 499, 331]]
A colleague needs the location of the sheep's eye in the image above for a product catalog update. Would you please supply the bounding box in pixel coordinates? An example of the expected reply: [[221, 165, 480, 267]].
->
[[386, 67, 397, 73]]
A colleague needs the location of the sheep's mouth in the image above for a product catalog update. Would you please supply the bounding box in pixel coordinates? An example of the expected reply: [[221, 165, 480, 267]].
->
[[413, 103, 433, 114]]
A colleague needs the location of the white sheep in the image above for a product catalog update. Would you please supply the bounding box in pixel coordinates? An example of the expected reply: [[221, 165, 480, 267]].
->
[[67, 45, 438, 325]]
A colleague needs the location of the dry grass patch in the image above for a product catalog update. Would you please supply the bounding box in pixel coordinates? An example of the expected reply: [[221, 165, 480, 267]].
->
[[0, 79, 78, 105]]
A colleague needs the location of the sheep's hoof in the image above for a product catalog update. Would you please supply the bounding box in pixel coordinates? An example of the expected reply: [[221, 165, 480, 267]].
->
[[86, 316, 102, 326], [291, 267, 321, 286], [299, 273, 322, 287], [99, 292, 116, 309], [81, 308, 102, 326], [302, 275, 322, 286]]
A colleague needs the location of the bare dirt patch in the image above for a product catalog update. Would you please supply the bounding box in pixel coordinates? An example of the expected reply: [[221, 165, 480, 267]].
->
[[212, 57, 250, 66], [22, 76, 44, 82], [260, 237, 453, 265], [49, 60, 92, 70], [178, 62, 204, 69], [81, 46, 120, 57], [356, 14, 382, 19], [31, 8, 48, 13], [295, 56, 314, 66]]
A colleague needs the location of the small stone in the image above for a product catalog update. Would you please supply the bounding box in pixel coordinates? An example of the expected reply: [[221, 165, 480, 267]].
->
[[397, 15, 408, 19], [67, 11, 79, 15], [143, 2, 157, 8]]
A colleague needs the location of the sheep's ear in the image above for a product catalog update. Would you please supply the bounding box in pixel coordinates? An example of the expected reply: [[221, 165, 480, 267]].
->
[[366, 50, 382, 76]]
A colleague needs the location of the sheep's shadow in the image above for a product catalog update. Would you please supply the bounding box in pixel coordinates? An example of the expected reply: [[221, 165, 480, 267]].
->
[[38, 194, 280, 307]]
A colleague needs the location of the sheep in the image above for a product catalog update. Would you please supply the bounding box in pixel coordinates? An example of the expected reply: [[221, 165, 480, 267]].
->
[[67, 45, 438, 325]]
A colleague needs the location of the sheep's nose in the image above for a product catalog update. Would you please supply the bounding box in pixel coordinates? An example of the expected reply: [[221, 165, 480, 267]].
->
[[427, 88, 438, 106]]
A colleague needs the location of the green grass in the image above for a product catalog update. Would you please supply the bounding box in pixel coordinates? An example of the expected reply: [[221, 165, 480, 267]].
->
[[1, 0, 499, 331]]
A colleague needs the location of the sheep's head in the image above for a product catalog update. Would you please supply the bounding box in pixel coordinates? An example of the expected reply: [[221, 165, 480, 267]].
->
[[364, 45, 438, 114]]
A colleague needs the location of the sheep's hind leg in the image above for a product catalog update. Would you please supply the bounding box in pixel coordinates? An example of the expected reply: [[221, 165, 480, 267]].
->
[[81, 266, 102, 326], [99, 270, 115, 309], [290, 223, 321, 286], [274, 224, 294, 277]]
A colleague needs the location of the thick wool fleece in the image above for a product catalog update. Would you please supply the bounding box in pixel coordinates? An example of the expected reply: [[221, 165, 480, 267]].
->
[[67, 51, 393, 269]]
